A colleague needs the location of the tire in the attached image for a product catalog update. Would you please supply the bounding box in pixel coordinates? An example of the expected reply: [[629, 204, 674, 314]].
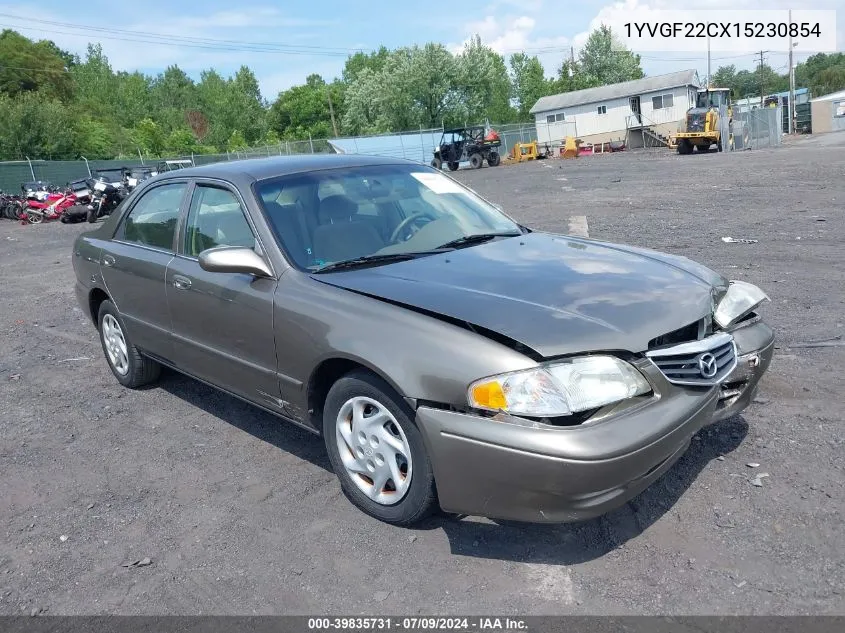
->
[[87, 206, 98, 223], [487, 151, 501, 166], [323, 369, 438, 526], [97, 299, 161, 389], [447, 162, 459, 171], [430, 158, 442, 170], [25, 209, 43, 224], [469, 153, 483, 169]]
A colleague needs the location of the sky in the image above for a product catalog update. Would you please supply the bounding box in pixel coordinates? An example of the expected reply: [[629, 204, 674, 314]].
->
[[1, 0, 843, 100]]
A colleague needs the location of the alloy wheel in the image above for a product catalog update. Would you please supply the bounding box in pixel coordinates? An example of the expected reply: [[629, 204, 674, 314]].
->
[[101, 314, 129, 376]]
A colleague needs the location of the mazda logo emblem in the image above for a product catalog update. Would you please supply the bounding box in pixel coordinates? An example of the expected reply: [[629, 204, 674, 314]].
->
[[697, 353, 718, 379]]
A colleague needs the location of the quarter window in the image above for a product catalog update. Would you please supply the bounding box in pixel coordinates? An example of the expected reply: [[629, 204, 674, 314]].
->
[[184, 185, 256, 257], [122, 183, 186, 251], [597, 105, 607, 115]]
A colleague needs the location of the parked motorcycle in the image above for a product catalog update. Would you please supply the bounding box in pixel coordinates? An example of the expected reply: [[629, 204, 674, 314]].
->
[[86, 168, 130, 223], [0, 191, 25, 220], [21, 181, 80, 224], [60, 179, 95, 223]]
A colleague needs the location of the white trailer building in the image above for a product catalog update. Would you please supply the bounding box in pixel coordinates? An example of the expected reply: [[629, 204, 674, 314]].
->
[[530, 70, 701, 149]]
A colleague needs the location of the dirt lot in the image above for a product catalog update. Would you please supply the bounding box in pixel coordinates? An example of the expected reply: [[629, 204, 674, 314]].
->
[[1, 134, 843, 616]]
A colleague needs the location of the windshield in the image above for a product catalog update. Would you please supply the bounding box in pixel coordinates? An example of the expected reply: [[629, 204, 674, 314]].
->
[[696, 90, 729, 108], [254, 163, 521, 271]]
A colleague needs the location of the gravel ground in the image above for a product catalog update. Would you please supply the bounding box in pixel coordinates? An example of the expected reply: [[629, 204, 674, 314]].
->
[[1, 133, 843, 616]]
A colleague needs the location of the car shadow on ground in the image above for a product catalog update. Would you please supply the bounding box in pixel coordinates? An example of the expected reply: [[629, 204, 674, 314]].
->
[[159, 368, 748, 564], [431, 416, 749, 564]]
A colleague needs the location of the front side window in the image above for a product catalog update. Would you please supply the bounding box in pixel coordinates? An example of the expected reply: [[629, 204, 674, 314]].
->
[[184, 185, 255, 257], [121, 183, 186, 251], [254, 164, 522, 271]]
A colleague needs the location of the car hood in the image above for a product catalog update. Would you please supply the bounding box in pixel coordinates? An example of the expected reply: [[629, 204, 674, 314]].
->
[[311, 232, 728, 358]]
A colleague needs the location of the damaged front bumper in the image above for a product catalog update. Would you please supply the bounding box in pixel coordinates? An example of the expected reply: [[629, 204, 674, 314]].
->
[[710, 318, 774, 423], [414, 318, 774, 524]]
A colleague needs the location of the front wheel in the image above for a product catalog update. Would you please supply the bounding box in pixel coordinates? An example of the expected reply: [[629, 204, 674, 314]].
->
[[430, 157, 442, 170], [323, 369, 438, 526]]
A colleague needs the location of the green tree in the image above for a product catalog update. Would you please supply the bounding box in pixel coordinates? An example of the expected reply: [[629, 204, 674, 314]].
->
[[795, 53, 845, 96], [342, 46, 390, 83], [227, 129, 248, 151], [131, 117, 166, 156], [576, 25, 643, 86], [510, 53, 552, 119], [269, 73, 335, 139], [76, 117, 115, 159], [166, 128, 197, 155], [341, 67, 387, 135], [0, 91, 77, 159], [0, 29, 74, 100], [456, 36, 515, 123]]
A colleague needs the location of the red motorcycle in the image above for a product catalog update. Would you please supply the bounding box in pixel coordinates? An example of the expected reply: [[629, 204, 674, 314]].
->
[[21, 182, 84, 224]]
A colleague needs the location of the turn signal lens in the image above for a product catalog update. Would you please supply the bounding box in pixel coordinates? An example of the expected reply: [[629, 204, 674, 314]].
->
[[470, 382, 507, 409]]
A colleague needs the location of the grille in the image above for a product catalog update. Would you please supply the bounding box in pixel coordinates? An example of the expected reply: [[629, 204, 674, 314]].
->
[[687, 114, 705, 132], [645, 332, 737, 386]]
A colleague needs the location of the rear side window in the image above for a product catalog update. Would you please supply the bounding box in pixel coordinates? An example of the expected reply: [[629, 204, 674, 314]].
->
[[122, 183, 186, 251], [184, 185, 256, 257]]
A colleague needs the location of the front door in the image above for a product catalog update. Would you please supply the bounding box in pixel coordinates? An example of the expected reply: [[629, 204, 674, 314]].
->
[[165, 181, 280, 406], [630, 96, 642, 125], [99, 181, 189, 361]]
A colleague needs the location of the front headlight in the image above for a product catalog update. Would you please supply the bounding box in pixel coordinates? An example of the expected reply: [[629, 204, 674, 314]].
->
[[714, 280, 769, 329], [467, 356, 651, 417]]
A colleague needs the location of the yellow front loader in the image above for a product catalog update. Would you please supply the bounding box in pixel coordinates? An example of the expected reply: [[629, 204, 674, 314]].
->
[[675, 88, 732, 154]]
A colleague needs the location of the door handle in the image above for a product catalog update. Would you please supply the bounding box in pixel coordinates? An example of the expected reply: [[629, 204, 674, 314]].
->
[[172, 275, 192, 290], [102, 254, 115, 267]]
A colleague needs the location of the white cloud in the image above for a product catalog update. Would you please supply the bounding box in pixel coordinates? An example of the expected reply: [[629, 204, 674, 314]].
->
[[452, 0, 845, 80]]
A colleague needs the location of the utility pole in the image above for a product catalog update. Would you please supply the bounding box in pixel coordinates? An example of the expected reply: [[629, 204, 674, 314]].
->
[[569, 46, 575, 90], [327, 89, 339, 137], [788, 9, 795, 134], [758, 50, 767, 107], [707, 36, 711, 87]]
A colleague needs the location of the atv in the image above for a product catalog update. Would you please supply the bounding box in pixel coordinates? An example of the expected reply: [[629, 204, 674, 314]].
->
[[431, 126, 502, 171]]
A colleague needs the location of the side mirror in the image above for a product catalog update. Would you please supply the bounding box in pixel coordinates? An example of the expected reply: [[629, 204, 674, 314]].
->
[[198, 246, 273, 278]]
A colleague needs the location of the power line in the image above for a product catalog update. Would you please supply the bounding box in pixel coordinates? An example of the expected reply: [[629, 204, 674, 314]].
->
[[0, 14, 366, 57]]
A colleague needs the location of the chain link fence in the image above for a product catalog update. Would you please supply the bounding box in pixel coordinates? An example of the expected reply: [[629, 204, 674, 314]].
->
[[731, 105, 783, 151], [0, 121, 554, 192]]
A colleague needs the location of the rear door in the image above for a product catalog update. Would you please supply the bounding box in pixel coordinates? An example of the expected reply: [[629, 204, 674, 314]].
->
[[99, 180, 189, 361], [165, 180, 280, 405]]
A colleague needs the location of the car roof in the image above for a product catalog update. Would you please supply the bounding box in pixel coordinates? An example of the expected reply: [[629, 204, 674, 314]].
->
[[156, 154, 420, 184]]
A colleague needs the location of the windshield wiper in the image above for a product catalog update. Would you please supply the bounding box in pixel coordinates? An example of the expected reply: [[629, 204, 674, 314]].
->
[[435, 232, 521, 250], [312, 251, 441, 273]]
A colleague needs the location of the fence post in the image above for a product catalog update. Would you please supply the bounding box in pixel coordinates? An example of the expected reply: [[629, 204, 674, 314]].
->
[[286, 141, 290, 155], [354, 139, 359, 154], [420, 125, 426, 164], [399, 132, 406, 159], [279, 143, 283, 156], [309, 134, 314, 154]]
